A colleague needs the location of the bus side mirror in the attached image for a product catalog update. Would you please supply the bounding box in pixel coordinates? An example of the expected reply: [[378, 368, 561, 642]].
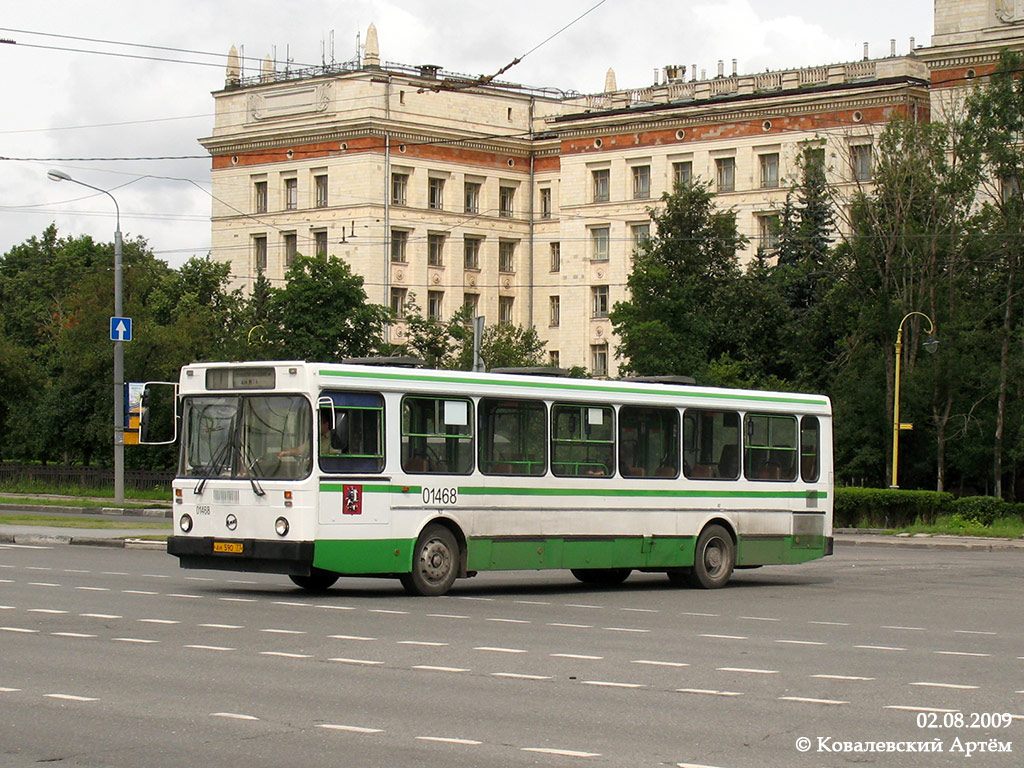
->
[[139, 381, 179, 445]]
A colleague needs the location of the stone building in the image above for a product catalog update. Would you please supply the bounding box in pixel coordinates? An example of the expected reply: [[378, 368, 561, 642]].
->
[[200, 1, 1023, 374]]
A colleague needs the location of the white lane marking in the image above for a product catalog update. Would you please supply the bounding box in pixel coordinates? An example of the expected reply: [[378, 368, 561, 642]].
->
[[457, 596, 494, 602], [52, 632, 96, 638], [0, 544, 50, 550], [522, 747, 600, 758], [492, 672, 552, 680], [398, 640, 448, 647], [199, 624, 244, 629], [318, 605, 355, 611], [80, 613, 121, 619], [167, 593, 202, 600], [604, 627, 650, 634], [273, 601, 309, 608], [260, 651, 312, 659], [776, 640, 826, 646], [369, 609, 408, 615], [486, 618, 531, 624], [583, 680, 645, 689], [113, 638, 159, 644], [219, 597, 256, 603], [102, 572, 129, 576], [779, 696, 849, 705], [329, 634, 376, 641], [28, 582, 60, 588], [677, 763, 730, 768], [474, 646, 527, 654], [1010, 714, 1024, 721], [955, 629, 997, 636], [854, 645, 906, 652], [426, 614, 469, 620], [318, 724, 383, 734], [413, 665, 469, 673], [622, 607, 658, 613], [883, 625, 925, 631], [123, 590, 158, 595], [1, 627, 39, 634], [886, 705, 959, 714], [259, 628, 306, 635], [75, 586, 110, 592], [26, 567, 52, 571], [138, 619, 179, 625], [185, 645, 235, 652], [330, 658, 385, 666], [935, 650, 991, 657], [64, 569, 89, 574], [0, 604, 13, 609], [700, 634, 747, 640], [549, 623, 592, 629], [46, 694, 98, 702], [812, 674, 875, 681], [910, 682, 980, 690], [551, 653, 603, 660], [416, 736, 482, 745], [227, 579, 257, 585], [515, 600, 551, 606], [682, 612, 717, 617], [676, 688, 743, 697], [29, 609, 68, 615], [717, 667, 779, 675], [142, 574, 170, 579], [810, 620, 848, 626], [739, 616, 779, 622], [211, 712, 258, 721], [566, 604, 603, 609], [632, 660, 689, 668], [184, 576, 212, 581], [0, 687, 21, 692]]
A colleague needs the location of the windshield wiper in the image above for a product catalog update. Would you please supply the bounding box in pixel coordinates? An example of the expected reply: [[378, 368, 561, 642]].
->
[[194, 427, 235, 495], [239, 443, 266, 497]]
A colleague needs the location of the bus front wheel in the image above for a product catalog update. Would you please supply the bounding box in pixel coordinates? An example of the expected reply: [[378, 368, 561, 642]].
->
[[687, 524, 735, 589], [400, 524, 459, 596]]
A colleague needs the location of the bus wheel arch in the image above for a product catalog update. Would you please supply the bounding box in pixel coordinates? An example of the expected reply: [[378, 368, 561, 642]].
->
[[400, 519, 465, 596], [688, 520, 736, 589]]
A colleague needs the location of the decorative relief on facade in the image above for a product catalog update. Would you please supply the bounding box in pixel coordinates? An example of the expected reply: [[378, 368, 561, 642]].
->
[[996, 0, 1024, 24], [249, 83, 332, 121]]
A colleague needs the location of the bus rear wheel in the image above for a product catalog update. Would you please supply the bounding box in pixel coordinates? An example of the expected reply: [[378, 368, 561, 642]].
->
[[400, 524, 459, 596], [570, 568, 632, 586], [289, 569, 339, 592], [687, 524, 734, 589]]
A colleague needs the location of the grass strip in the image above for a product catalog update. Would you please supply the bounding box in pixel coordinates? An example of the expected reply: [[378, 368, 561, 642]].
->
[[0, 514, 171, 530]]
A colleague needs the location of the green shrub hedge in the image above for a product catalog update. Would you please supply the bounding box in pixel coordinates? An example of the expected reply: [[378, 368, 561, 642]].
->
[[950, 496, 1024, 527], [835, 488, 1024, 528]]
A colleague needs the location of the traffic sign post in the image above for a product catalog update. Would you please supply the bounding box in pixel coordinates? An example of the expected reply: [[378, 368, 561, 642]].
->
[[110, 316, 132, 342]]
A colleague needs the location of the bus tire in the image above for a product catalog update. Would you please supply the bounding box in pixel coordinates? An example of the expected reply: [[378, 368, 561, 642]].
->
[[400, 524, 459, 596], [687, 524, 734, 589], [289, 569, 339, 592], [570, 568, 631, 585]]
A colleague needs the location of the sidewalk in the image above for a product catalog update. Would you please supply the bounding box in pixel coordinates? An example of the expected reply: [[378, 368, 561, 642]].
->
[[0, 495, 171, 550]]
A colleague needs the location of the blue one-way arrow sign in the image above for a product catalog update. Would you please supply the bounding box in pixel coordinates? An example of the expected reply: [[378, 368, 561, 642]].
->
[[110, 316, 133, 342]]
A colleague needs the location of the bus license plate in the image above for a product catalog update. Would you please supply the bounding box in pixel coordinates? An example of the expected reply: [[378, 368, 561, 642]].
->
[[213, 541, 243, 554]]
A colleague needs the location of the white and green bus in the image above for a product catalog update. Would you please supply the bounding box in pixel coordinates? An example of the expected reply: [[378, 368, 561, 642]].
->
[[166, 360, 833, 596]]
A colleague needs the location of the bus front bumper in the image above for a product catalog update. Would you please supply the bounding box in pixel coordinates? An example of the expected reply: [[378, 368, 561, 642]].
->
[[167, 536, 315, 576]]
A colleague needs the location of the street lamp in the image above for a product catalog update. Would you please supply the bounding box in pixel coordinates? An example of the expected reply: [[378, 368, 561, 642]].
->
[[890, 311, 938, 489], [47, 170, 125, 507]]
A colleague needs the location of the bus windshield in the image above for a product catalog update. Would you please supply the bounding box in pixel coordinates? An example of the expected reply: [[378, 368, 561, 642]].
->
[[180, 395, 312, 481]]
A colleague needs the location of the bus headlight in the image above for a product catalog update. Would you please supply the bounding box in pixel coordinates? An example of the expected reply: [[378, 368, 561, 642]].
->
[[179, 514, 193, 533], [275, 517, 290, 537]]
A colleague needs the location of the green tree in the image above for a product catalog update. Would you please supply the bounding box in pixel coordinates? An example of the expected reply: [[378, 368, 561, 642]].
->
[[397, 296, 473, 369]]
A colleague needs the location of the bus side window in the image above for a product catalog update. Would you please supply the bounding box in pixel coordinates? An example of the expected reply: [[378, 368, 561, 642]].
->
[[551, 403, 614, 478], [618, 405, 679, 479], [317, 392, 385, 474], [479, 398, 546, 476], [401, 396, 474, 475], [744, 413, 797, 482], [801, 416, 820, 482], [683, 409, 739, 480]]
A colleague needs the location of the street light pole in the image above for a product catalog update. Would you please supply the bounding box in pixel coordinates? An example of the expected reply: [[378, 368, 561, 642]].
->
[[47, 170, 125, 507], [890, 311, 938, 489]]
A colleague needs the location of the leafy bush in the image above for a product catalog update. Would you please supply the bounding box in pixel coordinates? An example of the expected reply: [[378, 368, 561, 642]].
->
[[834, 487, 954, 528], [949, 496, 1022, 527]]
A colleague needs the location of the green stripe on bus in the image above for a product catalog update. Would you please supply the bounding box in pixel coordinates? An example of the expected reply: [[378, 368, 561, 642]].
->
[[320, 482, 826, 501], [318, 368, 828, 406]]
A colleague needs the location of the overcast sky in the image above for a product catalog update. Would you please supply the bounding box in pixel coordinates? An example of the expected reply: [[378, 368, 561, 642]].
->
[[0, 0, 934, 269]]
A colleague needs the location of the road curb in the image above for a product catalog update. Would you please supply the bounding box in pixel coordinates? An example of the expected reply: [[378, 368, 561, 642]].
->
[[0, 503, 171, 518], [0, 532, 167, 550], [835, 534, 1023, 552]]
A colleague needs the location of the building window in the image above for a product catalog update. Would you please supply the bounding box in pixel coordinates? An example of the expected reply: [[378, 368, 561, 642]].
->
[[549, 295, 560, 327], [591, 226, 610, 261], [463, 236, 481, 270], [539, 187, 552, 219], [390, 287, 408, 318], [550, 242, 561, 272], [499, 295, 514, 325], [392, 172, 408, 206], [759, 153, 779, 189], [758, 214, 780, 252], [464, 181, 480, 214], [314, 230, 328, 257], [314, 174, 328, 207], [283, 232, 297, 267], [592, 169, 610, 202], [592, 286, 609, 318], [1001, 175, 1021, 204], [715, 158, 735, 193], [428, 233, 445, 267], [631, 223, 650, 254], [852, 143, 873, 181], [806, 147, 826, 170], [672, 161, 692, 189], [499, 186, 515, 218], [463, 292, 479, 317], [284, 177, 298, 210], [499, 240, 516, 273], [390, 229, 408, 263], [253, 235, 267, 271], [428, 177, 445, 210], [549, 351, 560, 367], [632, 165, 651, 199], [428, 290, 444, 320], [254, 180, 268, 213], [591, 343, 609, 378]]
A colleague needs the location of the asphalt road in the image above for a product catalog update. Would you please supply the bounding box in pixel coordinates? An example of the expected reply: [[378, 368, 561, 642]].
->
[[0, 542, 1020, 768]]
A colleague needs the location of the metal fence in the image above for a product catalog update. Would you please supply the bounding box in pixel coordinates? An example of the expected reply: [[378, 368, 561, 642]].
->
[[0, 463, 174, 492]]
